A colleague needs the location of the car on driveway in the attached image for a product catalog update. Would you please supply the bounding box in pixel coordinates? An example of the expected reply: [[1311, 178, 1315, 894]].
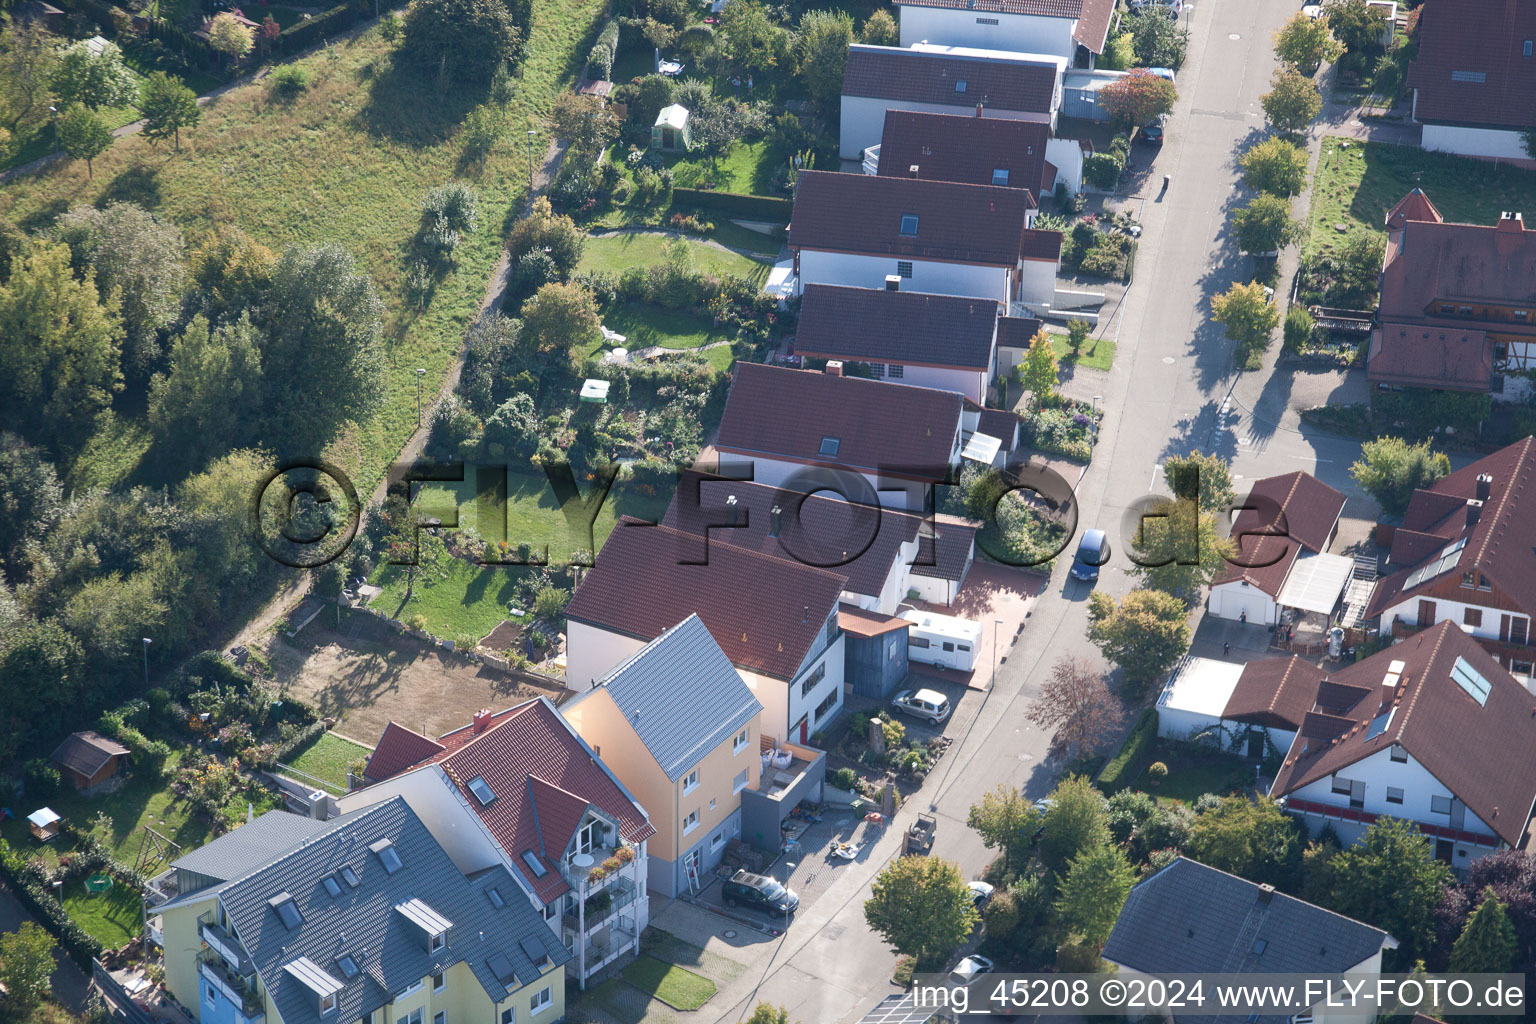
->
[[1142, 115, 1166, 145], [948, 954, 996, 987], [722, 870, 799, 915], [968, 881, 995, 907], [1069, 529, 1110, 582], [891, 688, 952, 724]]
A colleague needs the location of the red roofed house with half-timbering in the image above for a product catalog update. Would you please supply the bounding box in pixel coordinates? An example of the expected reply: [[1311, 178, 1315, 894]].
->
[[1206, 471, 1348, 627], [892, 0, 1117, 65], [1408, 0, 1536, 160], [1367, 188, 1536, 400], [789, 170, 1063, 311], [341, 698, 656, 987], [1365, 437, 1536, 685], [1271, 619, 1536, 865]]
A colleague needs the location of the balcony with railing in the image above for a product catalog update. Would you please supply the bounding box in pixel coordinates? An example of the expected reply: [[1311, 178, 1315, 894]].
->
[[197, 947, 265, 1024], [562, 876, 638, 934], [197, 912, 247, 971]]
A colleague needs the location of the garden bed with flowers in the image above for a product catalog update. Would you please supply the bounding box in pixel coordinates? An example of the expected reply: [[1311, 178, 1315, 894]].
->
[[1016, 395, 1103, 463]]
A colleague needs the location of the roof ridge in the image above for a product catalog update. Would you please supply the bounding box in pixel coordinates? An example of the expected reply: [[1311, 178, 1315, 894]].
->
[[437, 699, 542, 765], [612, 517, 854, 585], [1471, 435, 1534, 568], [219, 799, 397, 900]]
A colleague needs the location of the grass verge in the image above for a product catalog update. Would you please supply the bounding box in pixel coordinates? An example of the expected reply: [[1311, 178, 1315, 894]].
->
[[1052, 334, 1117, 372], [621, 955, 717, 1010]]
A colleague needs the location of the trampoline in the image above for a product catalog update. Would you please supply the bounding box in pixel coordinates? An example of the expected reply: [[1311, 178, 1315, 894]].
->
[[84, 873, 113, 894]]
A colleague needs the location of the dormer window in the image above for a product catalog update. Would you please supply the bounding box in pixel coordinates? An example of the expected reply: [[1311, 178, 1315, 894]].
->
[[467, 776, 497, 806], [338, 865, 360, 888], [269, 892, 303, 930], [370, 839, 402, 874], [899, 214, 919, 236], [284, 957, 343, 1015], [394, 897, 452, 953]]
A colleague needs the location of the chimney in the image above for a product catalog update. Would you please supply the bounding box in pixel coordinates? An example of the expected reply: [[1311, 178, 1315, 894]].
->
[[1467, 498, 1483, 527], [1257, 883, 1275, 905], [803, 605, 809, 623], [1496, 212, 1526, 232], [825, 360, 843, 376], [1476, 473, 1493, 502], [975, 102, 984, 118], [726, 494, 738, 526], [908, 163, 920, 178], [885, 275, 901, 291], [472, 708, 493, 734], [769, 505, 782, 538]]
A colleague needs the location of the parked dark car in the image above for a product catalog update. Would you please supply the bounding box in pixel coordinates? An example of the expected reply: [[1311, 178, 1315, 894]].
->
[[723, 870, 799, 914], [1142, 115, 1166, 145], [1070, 529, 1110, 582]]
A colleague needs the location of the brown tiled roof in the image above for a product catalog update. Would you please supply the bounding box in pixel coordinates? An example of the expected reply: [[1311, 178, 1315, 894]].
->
[[363, 723, 445, 782], [1385, 187, 1443, 231], [1222, 656, 1328, 731], [1271, 620, 1536, 848], [1019, 228, 1063, 261], [660, 470, 926, 600], [878, 111, 1050, 197], [1212, 472, 1345, 597], [995, 315, 1045, 349], [566, 517, 849, 681], [838, 604, 911, 638], [796, 284, 1000, 371], [1367, 324, 1494, 391], [436, 699, 656, 903], [1365, 437, 1536, 620], [842, 44, 1060, 114], [1407, 0, 1536, 129], [715, 362, 962, 481], [791, 170, 1038, 268], [49, 731, 130, 779], [1071, 0, 1116, 53], [974, 407, 1022, 452], [910, 514, 978, 581]]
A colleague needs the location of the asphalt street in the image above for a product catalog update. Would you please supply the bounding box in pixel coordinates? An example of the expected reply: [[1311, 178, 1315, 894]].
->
[[707, 2, 1399, 1021]]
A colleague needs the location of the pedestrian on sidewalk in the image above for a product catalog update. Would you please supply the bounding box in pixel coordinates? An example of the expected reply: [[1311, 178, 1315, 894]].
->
[[1223, 641, 1231, 657]]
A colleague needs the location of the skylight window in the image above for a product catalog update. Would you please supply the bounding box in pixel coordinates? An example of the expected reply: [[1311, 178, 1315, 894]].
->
[[991, 168, 1009, 186], [819, 436, 841, 456], [1451, 656, 1491, 705], [370, 839, 403, 874], [1365, 706, 1395, 740], [487, 887, 506, 909], [521, 850, 548, 878], [954, 79, 967, 93], [336, 955, 360, 980], [1402, 537, 1467, 590], [899, 214, 919, 236], [467, 776, 497, 806], [338, 865, 360, 888], [323, 875, 342, 898], [270, 893, 303, 930]]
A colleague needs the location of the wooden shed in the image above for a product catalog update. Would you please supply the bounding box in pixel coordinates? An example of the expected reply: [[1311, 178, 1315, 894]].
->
[[50, 730, 132, 793]]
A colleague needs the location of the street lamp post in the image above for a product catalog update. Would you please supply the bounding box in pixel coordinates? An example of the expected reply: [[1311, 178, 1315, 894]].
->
[[415, 367, 426, 428], [142, 637, 152, 686], [49, 105, 58, 147], [526, 130, 538, 191], [781, 849, 797, 931], [993, 618, 1004, 689]]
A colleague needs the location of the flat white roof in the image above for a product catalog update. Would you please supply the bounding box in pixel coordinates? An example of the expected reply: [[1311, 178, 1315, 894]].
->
[[908, 42, 1069, 72], [1276, 552, 1354, 616], [1156, 656, 1245, 719], [656, 104, 689, 128], [961, 432, 1002, 465], [900, 608, 983, 641]]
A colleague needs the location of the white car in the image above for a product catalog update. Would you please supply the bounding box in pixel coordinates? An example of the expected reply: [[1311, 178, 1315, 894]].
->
[[1130, 0, 1181, 12], [947, 954, 996, 987], [968, 880, 995, 907], [891, 688, 952, 724]]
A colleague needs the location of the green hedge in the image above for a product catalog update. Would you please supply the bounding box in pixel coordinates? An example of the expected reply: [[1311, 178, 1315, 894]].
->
[[279, 0, 370, 52], [672, 188, 791, 222], [0, 840, 104, 967], [1096, 708, 1158, 793]]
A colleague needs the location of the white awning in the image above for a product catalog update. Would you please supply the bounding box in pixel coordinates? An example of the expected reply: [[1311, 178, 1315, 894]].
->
[[27, 807, 60, 828], [579, 379, 611, 403], [1276, 552, 1354, 616], [961, 432, 1002, 465]]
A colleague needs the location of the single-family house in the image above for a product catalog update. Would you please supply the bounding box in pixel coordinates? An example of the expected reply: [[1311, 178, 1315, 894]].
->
[[839, 43, 1065, 159], [1408, 0, 1536, 160], [789, 170, 1063, 310], [868, 108, 1085, 198], [49, 730, 131, 794], [794, 284, 1001, 402], [712, 362, 965, 512], [1272, 619, 1536, 863], [1366, 188, 1536, 400], [563, 615, 779, 895], [564, 517, 849, 745], [1207, 470, 1348, 627], [1156, 654, 1326, 761], [1103, 857, 1395, 1023], [892, 0, 1116, 65], [342, 699, 656, 987], [993, 313, 1046, 375], [1365, 436, 1536, 682], [152, 798, 570, 1024]]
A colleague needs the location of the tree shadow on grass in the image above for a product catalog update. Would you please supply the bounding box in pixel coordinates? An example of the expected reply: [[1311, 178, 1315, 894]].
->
[[96, 164, 163, 209], [356, 63, 485, 145]]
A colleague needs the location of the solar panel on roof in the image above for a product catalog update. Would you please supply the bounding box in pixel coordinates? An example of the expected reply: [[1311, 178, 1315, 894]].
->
[[1451, 655, 1491, 706], [1365, 707, 1395, 740], [1402, 537, 1467, 590]]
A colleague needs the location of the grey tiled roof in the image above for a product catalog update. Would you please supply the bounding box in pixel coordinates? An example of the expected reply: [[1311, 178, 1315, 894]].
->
[[1102, 858, 1391, 1000], [218, 798, 567, 1024], [587, 614, 763, 780], [170, 810, 334, 888]]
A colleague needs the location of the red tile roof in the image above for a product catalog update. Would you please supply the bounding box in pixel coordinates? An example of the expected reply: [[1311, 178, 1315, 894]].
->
[[364, 722, 445, 782], [1365, 437, 1536, 621], [877, 111, 1050, 197], [1407, 0, 1536, 130], [715, 362, 963, 481], [436, 700, 656, 903], [1367, 324, 1493, 391], [909, 514, 978, 582], [791, 170, 1047, 269], [1385, 187, 1442, 232], [1071, 0, 1116, 54], [838, 604, 911, 638], [565, 517, 849, 681], [1271, 620, 1536, 848], [842, 44, 1060, 114], [1221, 656, 1329, 731], [1211, 472, 1346, 598], [795, 284, 1000, 370]]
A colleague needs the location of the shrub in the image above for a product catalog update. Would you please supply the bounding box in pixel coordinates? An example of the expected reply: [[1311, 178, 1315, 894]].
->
[[533, 585, 570, 620], [1147, 761, 1169, 783], [1283, 305, 1315, 352], [1095, 708, 1157, 793], [268, 65, 310, 99], [830, 766, 859, 791], [1084, 151, 1124, 190], [407, 614, 429, 631]]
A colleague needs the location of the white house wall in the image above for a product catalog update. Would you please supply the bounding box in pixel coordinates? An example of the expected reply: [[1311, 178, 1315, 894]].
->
[[784, 635, 847, 743], [908, 574, 958, 605], [337, 766, 507, 878], [1016, 258, 1057, 308], [1207, 579, 1281, 625], [1044, 137, 1084, 194], [873, 363, 987, 404], [799, 248, 1013, 304], [897, 6, 1078, 59], [565, 619, 648, 692], [1378, 595, 1529, 648], [839, 95, 1050, 159], [1420, 122, 1530, 161]]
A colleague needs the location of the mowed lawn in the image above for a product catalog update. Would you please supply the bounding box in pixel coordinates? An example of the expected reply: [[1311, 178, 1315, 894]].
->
[[1306, 137, 1536, 260], [1052, 333, 1117, 372], [284, 730, 370, 792], [0, 0, 610, 499], [63, 879, 144, 948], [580, 231, 772, 282], [665, 138, 787, 196], [620, 955, 717, 1010]]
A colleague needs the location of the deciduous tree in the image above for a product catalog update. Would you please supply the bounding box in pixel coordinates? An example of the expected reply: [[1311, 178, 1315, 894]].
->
[[1037, 775, 1110, 875], [1211, 280, 1280, 366], [1026, 657, 1121, 763], [864, 856, 978, 967], [550, 91, 619, 155], [1099, 69, 1177, 129], [967, 784, 1040, 874], [716, 0, 788, 76], [1324, 0, 1387, 54], [1186, 796, 1300, 885], [0, 18, 59, 131], [148, 314, 264, 462], [206, 13, 255, 61], [505, 196, 585, 274], [519, 281, 600, 355], [400, 0, 526, 87], [1129, 496, 1231, 602], [0, 921, 56, 1013], [1018, 327, 1058, 407], [860, 8, 898, 46], [1273, 11, 1341, 74], [1238, 137, 1309, 196], [1231, 193, 1301, 255], [1056, 843, 1136, 946], [51, 38, 136, 110], [0, 432, 62, 578], [1127, 10, 1188, 69], [1325, 817, 1453, 964], [1349, 436, 1450, 516], [1260, 67, 1322, 134], [139, 72, 200, 151], [1086, 589, 1191, 684], [796, 9, 854, 112], [1162, 450, 1235, 512], [57, 104, 112, 177]]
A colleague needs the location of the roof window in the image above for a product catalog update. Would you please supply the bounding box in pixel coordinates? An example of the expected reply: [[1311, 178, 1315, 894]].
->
[[269, 892, 303, 930], [991, 168, 1009, 186], [521, 850, 548, 878], [467, 776, 497, 806], [954, 78, 967, 93], [335, 955, 360, 980], [370, 838, 403, 874], [1451, 70, 1487, 82], [899, 214, 919, 236], [819, 436, 841, 456], [322, 875, 342, 898], [338, 865, 360, 888], [1451, 655, 1491, 705]]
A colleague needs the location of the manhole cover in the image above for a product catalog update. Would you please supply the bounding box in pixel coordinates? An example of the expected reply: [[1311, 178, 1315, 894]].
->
[[723, 930, 737, 939], [1228, 32, 1241, 39]]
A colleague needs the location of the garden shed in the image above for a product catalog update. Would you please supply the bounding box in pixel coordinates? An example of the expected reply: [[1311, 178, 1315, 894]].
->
[[652, 104, 692, 152]]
